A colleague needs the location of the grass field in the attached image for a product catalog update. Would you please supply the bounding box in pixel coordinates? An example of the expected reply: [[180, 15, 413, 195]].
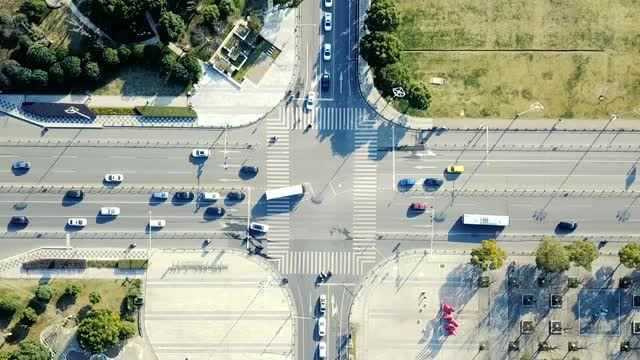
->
[[94, 66, 186, 96], [0, 279, 132, 352], [394, 0, 640, 118]]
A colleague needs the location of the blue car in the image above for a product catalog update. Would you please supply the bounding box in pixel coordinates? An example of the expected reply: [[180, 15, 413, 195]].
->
[[398, 178, 416, 188], [424, 178, 444, 189], [12, 160, 30, 170]]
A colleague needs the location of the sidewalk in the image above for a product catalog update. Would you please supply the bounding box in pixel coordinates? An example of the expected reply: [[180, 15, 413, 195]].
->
[[0, 8, 297, 129]]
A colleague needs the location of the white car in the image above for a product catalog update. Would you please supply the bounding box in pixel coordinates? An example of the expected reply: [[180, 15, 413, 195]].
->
[[99, 207, 120, 216], [318, 341, 326, 359], [191, 149, 210, 158], [319, 294, 327, 314], [324, 13, 332, 32], [323, 43, 332, 61], [318, 316, 326, 337], [104, 173, 124, 183], [249, 222, 269, 233], [67, 218, 87, 227], [324, 0, 332, 8], [200, 192, 221, 201], [305, 92, 316, 111], [149, 219, 166, 228], [152, 191, 169, 200]]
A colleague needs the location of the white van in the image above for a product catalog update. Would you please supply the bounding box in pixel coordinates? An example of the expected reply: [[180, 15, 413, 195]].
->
[[149, 219, 166, 228]]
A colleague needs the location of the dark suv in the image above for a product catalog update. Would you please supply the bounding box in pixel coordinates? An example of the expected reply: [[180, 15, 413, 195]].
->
[[66, 190, 84, 199], [240, 166, 259, 175], [321, 72, 330, 91], [557, 221, 577, 232], [227, 191, 246, 201], [10, 216, 29, 226], [175, 191, 195, 201]]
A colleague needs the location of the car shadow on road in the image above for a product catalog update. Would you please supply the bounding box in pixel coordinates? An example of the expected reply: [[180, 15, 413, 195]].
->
[[61, 195, 82, 207], [95, 214, 116, 224]]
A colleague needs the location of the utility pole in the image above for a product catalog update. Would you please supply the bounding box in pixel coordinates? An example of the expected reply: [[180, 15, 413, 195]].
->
[[147, 210, 152, 256], [392, 124, 396, 191], [224, 123, 229, 170], [430, 208, 434, 256]]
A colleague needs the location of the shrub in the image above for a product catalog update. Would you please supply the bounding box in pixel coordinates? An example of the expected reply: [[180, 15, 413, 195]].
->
[[117, 45, 131, 64], [158, 11, 186, 43], [159, 52, 178, 77], [101, 47, 120, 67], [89, 291, 101, 305], [180, 54, 201, 83], [64, 284, 82, 298], [19, 0, 49, 23], [77, 310, 125, 354], [373, 62, 409, 97], [201, 4, 220, 24], [143, 44, 162, 65], [130, 44, 145, 63], [25, 44, 56, 69], [170, 62, 190, 83], [119, 321, 137, 339], [359, 31, 402, 68], [29, 69, 48, 89], [365, 0, 399, 32], [54, 47, 69, 61], [83, 61, 101, 82], [34, 285, 53, 303], [9, 340, 50, 360], [217, 0, 235, 20], [60, 56, 82, 80], [47, 62, 65, 85], [0, 294, 21, 316], [20, 307, 37, 325], [406, 81, 431, 110]]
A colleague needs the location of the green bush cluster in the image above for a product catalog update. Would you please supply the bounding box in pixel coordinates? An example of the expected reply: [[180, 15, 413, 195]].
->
[[361, 0, 431, 110]]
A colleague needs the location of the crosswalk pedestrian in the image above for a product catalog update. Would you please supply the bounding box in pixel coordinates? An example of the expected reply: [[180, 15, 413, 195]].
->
[[278, 105, 371, 130], [278, 251, 363, 275], [352, 118, 379, 273]]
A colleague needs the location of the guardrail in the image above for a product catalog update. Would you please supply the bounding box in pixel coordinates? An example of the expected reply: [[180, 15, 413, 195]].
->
[[0, 183, 254, 195], [0, 138, 256, 149]]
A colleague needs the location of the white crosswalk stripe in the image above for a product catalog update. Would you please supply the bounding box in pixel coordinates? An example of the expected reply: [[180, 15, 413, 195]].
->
[[265, 111, 291, 260], [352, 118, 379, 274], [279, 106, 370, 130], [278, 251, 360, 275]]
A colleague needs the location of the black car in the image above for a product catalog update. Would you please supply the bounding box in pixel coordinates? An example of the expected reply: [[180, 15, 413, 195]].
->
[[424, 178, 444, 189], [321, 72, 330, 90], [175, 191, 195, 201], [557, 221, 577, 232], [66, 190, 84, 199], [227, 191, 246, 201], [205, 207, 225, 217], [240, 166, 259, 175], [10, 216, 29, 226]]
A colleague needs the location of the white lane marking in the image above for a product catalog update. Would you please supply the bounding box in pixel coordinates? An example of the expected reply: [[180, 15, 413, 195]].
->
[[167, 171, 191, 174], [52, 170, 76, 173]]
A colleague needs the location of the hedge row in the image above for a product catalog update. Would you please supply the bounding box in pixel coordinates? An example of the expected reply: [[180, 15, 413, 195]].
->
[[134, 106, 197, 118]]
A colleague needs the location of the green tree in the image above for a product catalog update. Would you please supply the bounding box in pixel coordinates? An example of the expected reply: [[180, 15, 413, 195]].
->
[[30, 69, 48, 89], [470, 240, 507, 271], [83, 61, 101, 82], [20, 307, 37, 325], [35, 285, 52, 303], [0, 293, 21, 316], [19, 0, 49, 23], [11, 66, 32, 89], [373, 62, 409, 97], [89, 291, 101, 305], [406, 81, 431, 110], [143, 44, 162, 65], [158, 11, 186, 43], [201, 4, 220, 24], [9, 340, 50, 360], [619, 243, 640, 270], [180, 54, 201, 83], [77, 310, 124, 354], [217, 0, 236, 20], [101, 47, 120, 67], [0, 72, 10, 90], [117, 46, 131, 64], [64, 284, 82, 298], [535, 237, 570, 273], [47, 62, 65, 85], [566, 239, 598, 271], [25, 44, 56, 69], [170, 62, 190, 83], [119, 321, 137, 340], [130, 44, 145, 63], [359, 31, 402, 68], [364, 0, 399, 32], [54, 47, 69, 61], [159, 52, 177, 77], [60, 56, 82, 80]]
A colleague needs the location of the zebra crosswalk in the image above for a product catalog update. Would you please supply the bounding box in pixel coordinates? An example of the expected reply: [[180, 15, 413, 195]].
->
[[279, 251, 360, 275], [352, 118, 379, 274], [279, 106, 370, 130], [265, 115, 291, 261]]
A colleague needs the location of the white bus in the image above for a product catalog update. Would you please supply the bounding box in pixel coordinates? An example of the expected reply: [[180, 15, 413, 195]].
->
[[463, 214, 510, 227], [265, 184, 304, 200]]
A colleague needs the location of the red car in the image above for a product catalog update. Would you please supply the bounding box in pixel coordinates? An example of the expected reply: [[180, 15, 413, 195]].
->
[[410, 202, 427, 211]]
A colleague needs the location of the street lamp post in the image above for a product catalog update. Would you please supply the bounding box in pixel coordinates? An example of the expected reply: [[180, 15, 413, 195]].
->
[[390, 87, 406, 191], [147, 210, 151, 256]]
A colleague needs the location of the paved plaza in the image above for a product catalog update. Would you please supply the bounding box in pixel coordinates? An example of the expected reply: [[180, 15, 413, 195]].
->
[[144, 249, 295, 360]]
